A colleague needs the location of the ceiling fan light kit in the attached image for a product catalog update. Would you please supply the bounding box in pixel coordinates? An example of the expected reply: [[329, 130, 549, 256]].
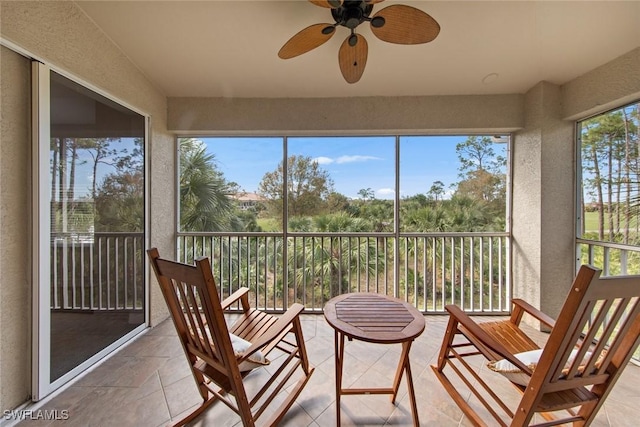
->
[[279, 0, 440, 84]]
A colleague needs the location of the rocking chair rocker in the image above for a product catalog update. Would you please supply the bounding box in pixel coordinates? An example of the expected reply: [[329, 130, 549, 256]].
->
[[431, 264, 640, 426]]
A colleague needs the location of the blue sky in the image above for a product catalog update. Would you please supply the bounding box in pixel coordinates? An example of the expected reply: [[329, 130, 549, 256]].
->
[[198, 135, 507, 200]]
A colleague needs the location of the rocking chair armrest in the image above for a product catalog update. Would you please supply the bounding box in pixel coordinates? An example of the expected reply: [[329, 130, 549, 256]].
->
[[512, 298, 556, 329], [221, 287, 251, 311], [445, 305, 534, 374], [241, 303, 305, 359]]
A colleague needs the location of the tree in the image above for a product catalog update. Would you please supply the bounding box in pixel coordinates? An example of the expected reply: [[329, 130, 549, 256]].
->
[[94, 171, 144, 232], [456, 169, 502, 202], [179, 138, 237, 231], [326, 191, 350, 213], [72, 137, 120, 199], [357, 188, 375, 201], [454, 136, 506, 212], [294, 212, 382, 298], [581, 112, 632, 241], [93, 137, 144, 232], [258, 155, 334, 217], [358, 199, 393, 232], [456, 136, 505, 175], [428, 180, 445, 202]]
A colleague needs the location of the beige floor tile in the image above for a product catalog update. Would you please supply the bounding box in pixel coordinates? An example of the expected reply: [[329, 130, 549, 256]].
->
[[17, 314, 640, 427]]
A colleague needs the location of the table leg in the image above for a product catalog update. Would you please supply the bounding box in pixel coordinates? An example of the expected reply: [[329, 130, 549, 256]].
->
[[404, 343, 419, 426], [391, 340, 412, 402], [334, 331, 345, 427], [391, 341, 420, 426]]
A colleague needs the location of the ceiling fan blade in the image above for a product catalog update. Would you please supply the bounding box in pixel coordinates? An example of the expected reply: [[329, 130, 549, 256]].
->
[[278, 23, 336, 59], [308, 0, 343, 8], [370, 4, 440, 45], [338, 33, 368, 84]]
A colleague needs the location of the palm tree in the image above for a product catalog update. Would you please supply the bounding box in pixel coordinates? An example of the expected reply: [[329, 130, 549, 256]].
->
[[179, 138, 236, 231], [258, 213, 384, 306]]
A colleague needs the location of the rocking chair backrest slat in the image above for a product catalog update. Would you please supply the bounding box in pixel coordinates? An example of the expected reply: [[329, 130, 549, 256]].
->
[[148, 250, 239, 378], [177, 279, 218, 360], [519, 265, 640, 421]]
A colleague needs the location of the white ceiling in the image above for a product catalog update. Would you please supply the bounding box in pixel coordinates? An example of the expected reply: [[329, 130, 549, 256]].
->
[[76, 1, 640, 99]]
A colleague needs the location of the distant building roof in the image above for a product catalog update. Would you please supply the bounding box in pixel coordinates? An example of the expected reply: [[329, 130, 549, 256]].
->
[[231, 192, 266, 202]]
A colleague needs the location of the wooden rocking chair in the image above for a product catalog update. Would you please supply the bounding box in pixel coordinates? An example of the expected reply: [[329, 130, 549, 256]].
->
[[147, 248, 314, 427], [431, 264, 640, 426]]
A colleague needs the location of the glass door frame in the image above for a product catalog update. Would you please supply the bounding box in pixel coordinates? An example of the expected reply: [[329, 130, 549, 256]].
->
[[31, 61, 150, 400]]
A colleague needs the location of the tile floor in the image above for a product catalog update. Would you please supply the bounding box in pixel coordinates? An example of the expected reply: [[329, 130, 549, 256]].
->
[[16, 314, 640, 426]]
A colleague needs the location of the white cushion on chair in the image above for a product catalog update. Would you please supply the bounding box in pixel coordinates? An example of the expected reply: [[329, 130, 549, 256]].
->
[[487, 348, 601, 386], [230, 333, 270, 372]]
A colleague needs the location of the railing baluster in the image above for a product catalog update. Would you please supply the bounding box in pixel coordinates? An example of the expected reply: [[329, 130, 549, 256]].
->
[[115, 237, 120, 309], [459, 236, 465, 309], [488, 237, 493, 311], [479, 237, 484, 311], [98, 237, 103, 310], [125, 237, 129, 308], [90, 238, 95, 310], [413, 237, 418, 307], [79, 240, 85, 310], [422, 237, 427, 311]]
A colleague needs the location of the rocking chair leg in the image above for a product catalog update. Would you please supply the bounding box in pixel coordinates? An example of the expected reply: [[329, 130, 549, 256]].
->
[[293, 317, 312, 375], [261, 366, 315, 427], [170, 393, 219, 427], [430, 365, 490, 427], [436, 316, 459, 370]]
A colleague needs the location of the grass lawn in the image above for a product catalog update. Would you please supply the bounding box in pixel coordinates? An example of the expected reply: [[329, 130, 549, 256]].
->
[[583, 210, 640, 234], [257, 218, 280, 231]]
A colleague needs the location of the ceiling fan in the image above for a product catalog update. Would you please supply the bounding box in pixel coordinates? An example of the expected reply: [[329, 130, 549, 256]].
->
[[278, 0, 440, 84]]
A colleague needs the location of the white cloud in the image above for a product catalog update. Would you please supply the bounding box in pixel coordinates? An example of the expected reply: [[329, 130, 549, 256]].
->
[[314, 156, 334, 165], [377, 188, 395, 196], [313, 155, 381, 165], [336, 155, 380, 164]]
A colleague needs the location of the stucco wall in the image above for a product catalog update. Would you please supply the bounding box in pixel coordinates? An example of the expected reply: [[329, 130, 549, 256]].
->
[[0, 0, 174, 322], [0, 0, 173, 410], [0, 45, 32, 413], [511, 48, 640, 324], [512, 82, 575, 323], [562, 47, 640, 120], [168, 94, 524, 134]]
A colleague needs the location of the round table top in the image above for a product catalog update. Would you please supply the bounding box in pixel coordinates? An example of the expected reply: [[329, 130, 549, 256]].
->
[[323, 293, 425, 344]]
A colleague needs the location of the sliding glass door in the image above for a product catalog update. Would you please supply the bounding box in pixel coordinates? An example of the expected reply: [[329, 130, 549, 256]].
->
[[32, 62, 148, 399]]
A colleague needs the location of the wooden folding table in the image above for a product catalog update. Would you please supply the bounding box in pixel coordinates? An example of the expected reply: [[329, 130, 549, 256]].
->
[[324, 293, 425, 426]]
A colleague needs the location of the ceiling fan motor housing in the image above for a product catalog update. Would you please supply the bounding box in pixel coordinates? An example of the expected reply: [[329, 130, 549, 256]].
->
[[331, 1, 373, 30]]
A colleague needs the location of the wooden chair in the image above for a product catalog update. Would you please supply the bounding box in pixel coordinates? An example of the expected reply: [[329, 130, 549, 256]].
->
[[147, 248, 314, 427], [431, 264, 640, 426]]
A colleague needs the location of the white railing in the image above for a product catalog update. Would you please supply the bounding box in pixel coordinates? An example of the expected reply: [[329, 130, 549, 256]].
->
[[577, 238, 640, 276], [51, 232, 144, 311], [177, 231, 511, 314], [576, 238, 640, 364]]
